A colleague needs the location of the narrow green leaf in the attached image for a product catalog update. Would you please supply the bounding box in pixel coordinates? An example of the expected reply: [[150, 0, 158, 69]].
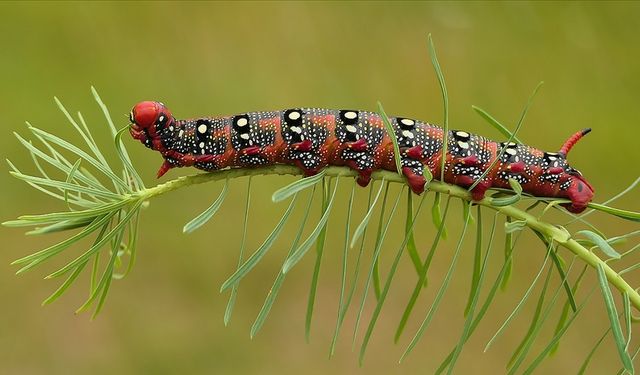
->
[[42, 263, 87, 306], [522, 293, 591, 375], [54, 97, 107, 166], [400, 202, 471, 362], [283, 178, 340, 273], [13, 213, 115, 271], [578, 176, 640, 221], [578, 327, 611, 375], [75, 111, 110, 173], [92, 87, 145, 190], [250, 187, 316, 338], [224, 177, 252, 326], [112, 209, 141, 279], [63, 159, 82, 209], [377, 102, 402, 176], [470, 82, 543, 191], [490, 179, 523, 206], [506, 262, 554, 370], [45, 200, 144, 278], [14, 198, 132, 226], [624, 292, 632, 351], [395, 197, 452, 342], [271, 170, 326, 202], [464, 206, 483, 317], [506, 259, 579, 375], [76, 230, 121, 316], [9, 170, 122, 200], [350, 179, 386, 248], [183, 180, 229, 234], [28, 126, 130, 192], [505, 219, 527, 234], [577, 230, 621, 259], [329, 182, 356, 357], [90, 214, 128, 318], [352, 187, 403, 347], [305, 178, 333, 342], [341, 185, 376, 350], [359, 194, 428, 365], [547, 247, 577, 313], [431, 192, 448, 240], [26, 217, 94, 235], [441, 212, 498, 374], [428, 34, 449, 182], [435, 228, 518, 373], [485, 243, 553, 353], [550, 264, 588, 355], [114, 127, 145, 190], [220, 194, 299, 292], [471, 105, 523, 144], [501, 217, 514, 290], [597, 263, 635, 373], [405, 190, 423, 277], [372, 183, 391, 300], [13, 132, 107, 192], [586, 202, 640, 222]]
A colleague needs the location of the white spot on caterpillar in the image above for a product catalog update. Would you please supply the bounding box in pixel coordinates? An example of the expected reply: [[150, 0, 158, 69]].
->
[[553, 160, 559, 167], [199, 142, 205, 148], [291, 126, 302, 134], [201, 149, 205, 155], [178, 130, 184, 138], [240, 133, 250, 140], [158, 115, 165, 123], [236, 118, 248, 127], [458, 141, 469, 149], [505, 148, 517, 156], [169, 126, 174, 131], [344, 111, 358, 120], [198, 124, 207, 134], [402, 130, 414, 138], [456, 131, 470, 138], [346, 125, 357, 133], [288, 111, 301, 120], [400, 118, 415, 126]]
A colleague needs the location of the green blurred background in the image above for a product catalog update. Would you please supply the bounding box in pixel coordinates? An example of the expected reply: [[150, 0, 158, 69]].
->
[[1, 2, 639, 374]]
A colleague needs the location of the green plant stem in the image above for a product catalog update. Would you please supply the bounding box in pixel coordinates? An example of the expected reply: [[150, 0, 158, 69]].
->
[[130, 165, 640, 311]]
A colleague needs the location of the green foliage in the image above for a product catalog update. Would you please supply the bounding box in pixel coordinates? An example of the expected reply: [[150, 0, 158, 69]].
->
[[4, 39, 640, 373]]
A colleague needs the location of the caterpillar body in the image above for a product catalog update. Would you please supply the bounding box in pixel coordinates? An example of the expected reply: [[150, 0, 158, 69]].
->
[[129, 101, 594, 213]]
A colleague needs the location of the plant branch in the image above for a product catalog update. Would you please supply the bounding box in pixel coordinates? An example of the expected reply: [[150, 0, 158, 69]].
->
[[132, 165, 640, 311]]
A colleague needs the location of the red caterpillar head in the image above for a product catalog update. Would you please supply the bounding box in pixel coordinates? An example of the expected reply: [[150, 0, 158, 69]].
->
[[129, 101, 174, 150], [557, 128, 595, 213]]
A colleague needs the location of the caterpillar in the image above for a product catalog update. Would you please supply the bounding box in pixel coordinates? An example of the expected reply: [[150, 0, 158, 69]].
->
[[129, 101, 594, 213]]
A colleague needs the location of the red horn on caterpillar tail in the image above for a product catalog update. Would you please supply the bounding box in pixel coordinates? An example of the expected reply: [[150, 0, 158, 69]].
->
[[558, 128, 595, 214], [559, 128, 591, 156]]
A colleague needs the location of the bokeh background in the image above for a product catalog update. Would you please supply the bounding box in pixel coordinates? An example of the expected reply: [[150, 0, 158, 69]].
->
[[1, 2, 639, 374]]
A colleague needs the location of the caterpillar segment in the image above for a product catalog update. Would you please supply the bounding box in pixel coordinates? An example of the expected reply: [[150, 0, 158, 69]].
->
[[129, 101, 594, 213]]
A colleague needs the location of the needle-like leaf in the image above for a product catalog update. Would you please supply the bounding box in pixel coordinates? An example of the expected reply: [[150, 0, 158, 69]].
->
[[597, 263, 635, 373], [183, 179, 229, 234]]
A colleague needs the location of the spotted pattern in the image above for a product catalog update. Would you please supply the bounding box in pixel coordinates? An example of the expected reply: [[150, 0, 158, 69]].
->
[[281, 108, 330, 171], [133, 103, 592, 210]]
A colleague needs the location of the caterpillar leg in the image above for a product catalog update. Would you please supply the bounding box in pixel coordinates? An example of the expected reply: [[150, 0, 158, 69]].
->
[[401, 160, 427, 194], [289, 150, 324, 177], [399, 145, 428, 194], [341, 148, 374, 187]]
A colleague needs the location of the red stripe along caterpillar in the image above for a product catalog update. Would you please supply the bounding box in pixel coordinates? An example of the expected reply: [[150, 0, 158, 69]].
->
[[129, 101, 594, 213]]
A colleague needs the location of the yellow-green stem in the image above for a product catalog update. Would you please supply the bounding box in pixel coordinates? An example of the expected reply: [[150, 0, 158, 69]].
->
[[132, 165, 639, 310]]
